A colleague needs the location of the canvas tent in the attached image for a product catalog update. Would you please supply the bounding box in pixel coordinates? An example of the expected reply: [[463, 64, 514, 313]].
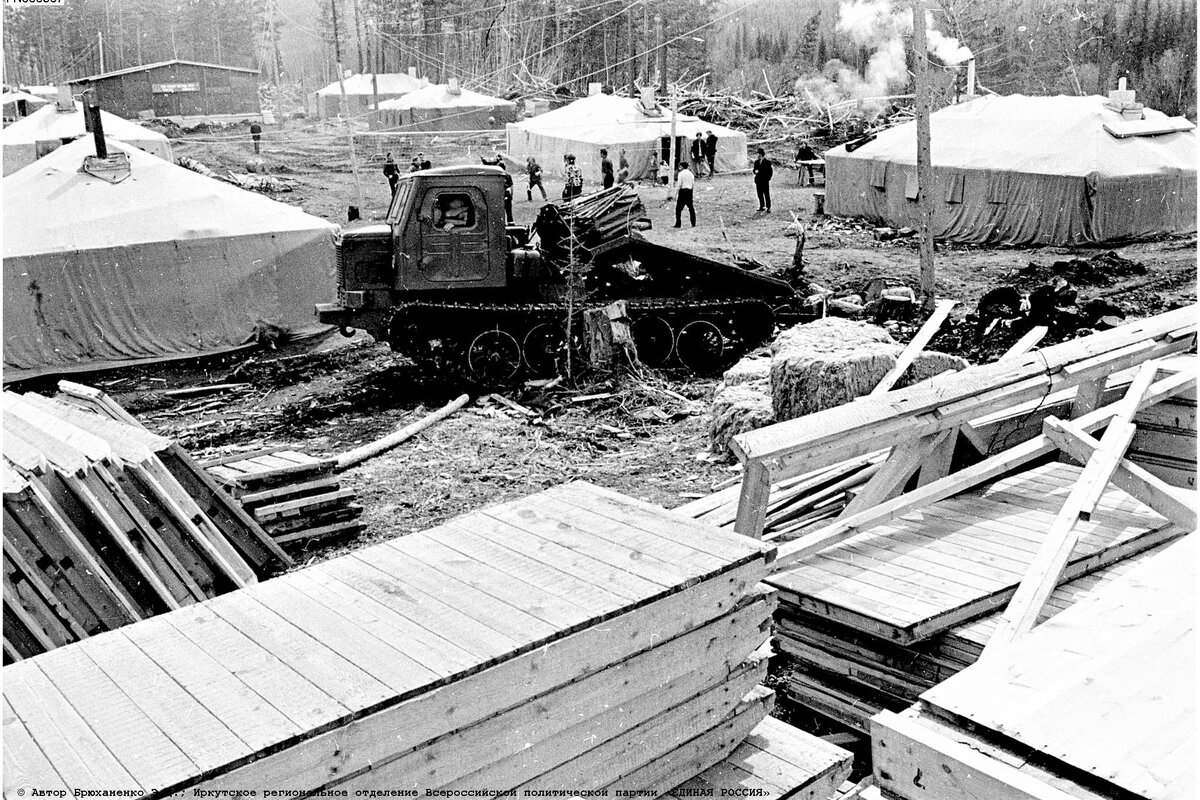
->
[[311, 73, 427, 119], [825, 94, 1196, 246], [369, 83, 517, 132], [506, 93, 749, 180], [2, 90, 50, 124], [1, 100, 172, 175], [3, 137, 338, 381]]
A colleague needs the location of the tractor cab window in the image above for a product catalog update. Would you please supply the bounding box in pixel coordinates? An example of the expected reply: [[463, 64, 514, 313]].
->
[[434, 193, 476, 231]]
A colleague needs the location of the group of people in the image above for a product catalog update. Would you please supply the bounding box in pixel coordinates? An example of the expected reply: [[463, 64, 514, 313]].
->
[[381, 137, 814, 230], [382, 151, 433, 196]]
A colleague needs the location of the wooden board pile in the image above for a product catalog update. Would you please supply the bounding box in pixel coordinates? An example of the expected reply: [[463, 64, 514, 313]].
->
[[2, 482, 836, 796], [204, 449, 364, 547], [873, 534, 1195, 800], [535, 183, 647, 261], [773, 533, 1177, 732], [1, 388, 290, 663]]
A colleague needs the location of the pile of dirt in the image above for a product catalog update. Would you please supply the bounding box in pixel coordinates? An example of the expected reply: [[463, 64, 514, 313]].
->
[[1015, 250, 1147, 286]]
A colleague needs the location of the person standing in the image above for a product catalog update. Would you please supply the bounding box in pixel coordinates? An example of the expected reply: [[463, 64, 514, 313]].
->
[[409, 156, 421, 172], [419, 152, 432, 170], [690, 132, 706, 177], [600, 148, 615, 189], [383, 152, 400, 196], [617, 150, 631, 185], [703, 130, 719, 177], [753, 147, 774, 213], [564, 154, 584, 199], [796, 140, 819, 185], [250, 121, 263, 154], [674, 163, 696, 228], [526, 156, 547, 201]]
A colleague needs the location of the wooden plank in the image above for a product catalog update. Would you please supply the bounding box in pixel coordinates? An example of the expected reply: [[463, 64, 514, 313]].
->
[[870, 299, 957, 395], [734, 460, 771, 537], [239, 476, 342, 506], [32, 641, 200, 790], [733, 309, 1196, 484], [551, 482, 776, 564], [872, 709, 1089, 800], [2, 578, 70, 651], [2, 508, 98, 637], [183, 570, 769, 793], [984, 418, 1138, 655], [160, 445, 293, 572], [81, 629, 251, 774], [253, 489, 355, 521], [121, 618, 303, 754], [200, 447, 289, 468], [3, 663, 142, 791], [519, 674, 772, 791], [57, 380, 147, 429], [600, 687, 776, 795], [334, 595, 774, 789], [3, 697, 69, 794], [246, 575, 446, 691], [271, 518, 365, 545], [771, 368, 1195, 571], [286, 568, 483, 676], [1000, 325, 1048, 361], [1047, 418, 1197, 531], [163, 601, 349, 731], [841, 431, 949, 517]]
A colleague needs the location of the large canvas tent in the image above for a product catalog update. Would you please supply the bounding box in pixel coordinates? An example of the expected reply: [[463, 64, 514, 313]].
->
[[369, 84, 517, 132], [311, 73, 427, 119], [506, 93, 749, 180], [1, 100, 172, 175], [825, 94, 1196, 245], [3, 137, 338, 381]]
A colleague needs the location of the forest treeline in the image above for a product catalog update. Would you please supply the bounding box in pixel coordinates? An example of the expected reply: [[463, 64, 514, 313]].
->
[[3, 0, 1195, 117]]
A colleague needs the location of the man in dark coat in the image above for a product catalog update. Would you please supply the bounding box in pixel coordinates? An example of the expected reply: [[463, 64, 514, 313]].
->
[[600, 148, 615, 189], [690, 132, 706, 177], [796, 140, 819, 185], [382, 152, 400, 196], [753, 148, 773, 213], [703, 130, 718, 177]]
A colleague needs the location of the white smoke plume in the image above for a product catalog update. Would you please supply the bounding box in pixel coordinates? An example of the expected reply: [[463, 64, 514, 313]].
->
[[795, 0, 972, 109]]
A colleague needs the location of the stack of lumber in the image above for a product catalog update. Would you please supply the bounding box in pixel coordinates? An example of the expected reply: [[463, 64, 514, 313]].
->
[[1130, 381, 1197, 489], [765, 461, 1188, 733], [872, 534, 1195, 800], [2, 482, 852, 797], [1, 390, 290, 663], [535, 183, 647, 261], [203, 449, 364, 547]]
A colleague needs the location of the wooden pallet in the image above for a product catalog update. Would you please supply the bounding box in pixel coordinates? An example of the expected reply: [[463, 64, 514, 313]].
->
[[1, 389, 290, 663], [3, 482, 781, 796], [203, 449, 364, 546]]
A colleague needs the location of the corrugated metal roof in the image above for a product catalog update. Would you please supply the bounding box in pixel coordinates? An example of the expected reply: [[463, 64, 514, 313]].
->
[[70, 59, 259, 83]]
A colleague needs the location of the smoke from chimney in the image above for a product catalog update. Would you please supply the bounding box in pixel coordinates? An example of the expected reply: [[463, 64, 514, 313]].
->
[[795, 0, 973, 110]]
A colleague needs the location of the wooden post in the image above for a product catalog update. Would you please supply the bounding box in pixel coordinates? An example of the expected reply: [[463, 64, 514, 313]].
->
[[912, 0, 936, 313], [331, 0, 364, 214], [627, 1, 637, 96], [668, 87, 678, 198], [656, 14, 666, 96]]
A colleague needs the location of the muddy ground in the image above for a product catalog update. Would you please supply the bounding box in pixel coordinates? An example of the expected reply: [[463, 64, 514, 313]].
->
[[21, 118, 1195, 561]]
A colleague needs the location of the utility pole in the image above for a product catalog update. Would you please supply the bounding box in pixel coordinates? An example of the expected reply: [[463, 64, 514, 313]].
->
[[655, 14, 666, 96], [626, 1, 636, 96], [668, 86, 678, 198], [332, 0, 365, 215], [912, 0, 936, 313]]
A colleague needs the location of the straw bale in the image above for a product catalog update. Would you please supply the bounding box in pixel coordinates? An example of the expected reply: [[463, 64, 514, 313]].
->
[[708, 382, 775, 459], [720, 354, 772, 387]]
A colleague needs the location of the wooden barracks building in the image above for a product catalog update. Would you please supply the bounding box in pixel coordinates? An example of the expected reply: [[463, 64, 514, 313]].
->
[[69, 59, 261, 121]]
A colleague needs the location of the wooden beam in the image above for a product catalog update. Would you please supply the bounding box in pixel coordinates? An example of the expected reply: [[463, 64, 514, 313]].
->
[[1000, 326, 1048, 361], [984, 418, 1137, 655], [870, 299, 957, 396], [733, 306, 1195, 471], [734, 461, 771, 538], [1045, 418, 1197, 530], [840, 430, 951, 518], [771, 369, 1196, 572], [917, 427, 957, 486]]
